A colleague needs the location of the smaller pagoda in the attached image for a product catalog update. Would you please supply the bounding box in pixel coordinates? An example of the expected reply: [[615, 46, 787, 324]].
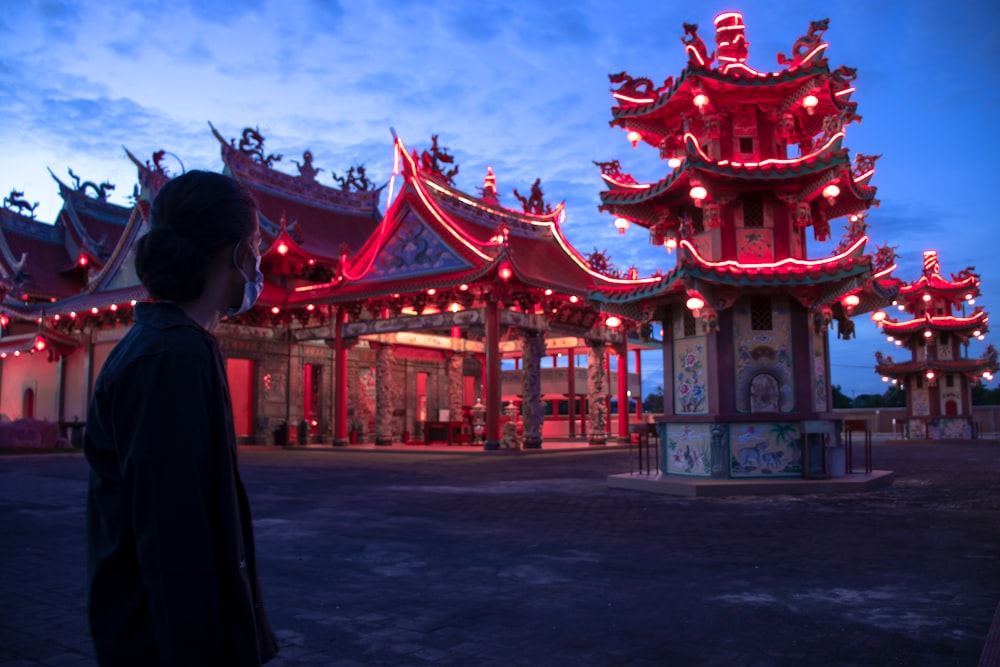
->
[[874, 250, 998, 440]]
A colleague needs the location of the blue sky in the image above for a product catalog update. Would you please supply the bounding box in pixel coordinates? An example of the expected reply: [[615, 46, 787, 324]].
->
[[2, 0, 997, 398]]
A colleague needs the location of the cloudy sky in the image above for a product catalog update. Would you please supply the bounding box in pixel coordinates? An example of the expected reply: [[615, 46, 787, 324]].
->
[[2, 0, 997, 398]]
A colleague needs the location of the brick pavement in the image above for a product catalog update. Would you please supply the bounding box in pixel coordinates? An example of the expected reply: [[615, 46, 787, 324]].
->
[[1, 442, 998, 666]]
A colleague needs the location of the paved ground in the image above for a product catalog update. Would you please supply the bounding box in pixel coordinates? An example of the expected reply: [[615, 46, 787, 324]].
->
[[1, 441, 998, 666]]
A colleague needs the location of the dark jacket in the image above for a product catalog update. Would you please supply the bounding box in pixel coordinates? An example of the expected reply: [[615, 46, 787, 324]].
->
[[85, 302, 277, 666]]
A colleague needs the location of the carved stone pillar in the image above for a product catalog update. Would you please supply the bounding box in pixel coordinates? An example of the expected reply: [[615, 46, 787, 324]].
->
[[521, 330, 545, 449], [374, 343, 395, 446], [447, 352, 464, 424], [710, 423, 728, 478], [587, 341, 607, 445]]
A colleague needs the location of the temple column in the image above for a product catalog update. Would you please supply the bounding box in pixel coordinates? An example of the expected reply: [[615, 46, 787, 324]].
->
[[333, 307, 349, 446], [567, 348, 576, 438], [374, 342, 395, 445], [587, 341, 607, 445], [484, 296, 501, 450], [616, 339, 630, 444], [446, 352, 464, 424], [634, 349, 642, 421], [521, 329, 545, 449]]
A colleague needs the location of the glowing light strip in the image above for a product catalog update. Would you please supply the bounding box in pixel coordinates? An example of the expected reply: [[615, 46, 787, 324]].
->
[[834, 87, 856, 97], [873, 263, 898, 279], [410, 179, 494, 262], [422, 178, 564, 226], [613, 92, 656, 105], [339, 138, 408, 281], [853, 168, 875, 183], [680, 234, 868, 270], [549, 223, 660, 285], [714, 11, 743, 24], [686, 46, 707, 67], [798, 43, 828, 67], [685, 131, 845, 168], [884, 312, 988, 330], [721, 62, 768, 78], [601, 173, 653, 190]]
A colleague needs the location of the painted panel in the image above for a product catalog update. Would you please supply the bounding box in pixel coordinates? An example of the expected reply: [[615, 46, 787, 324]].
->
[[674, 338, 708, 414], [733, 297, 794, 413], [730, 422, 802, 477], [911, 385, 930, 416], [663, 423, 712, 477], [364, 210, 471, 281], [908, 419, 927, 439], [737, 229, 774, 263], [811, 327, 828, 411], [932, 418, 971, 439], [937, 342, 953, 361]]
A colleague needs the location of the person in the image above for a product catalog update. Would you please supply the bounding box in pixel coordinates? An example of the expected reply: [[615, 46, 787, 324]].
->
[[84, 170, 278, 665]]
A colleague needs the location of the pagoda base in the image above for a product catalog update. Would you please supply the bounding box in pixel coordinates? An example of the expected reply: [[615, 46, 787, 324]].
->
[[607, 470, 894, 497]]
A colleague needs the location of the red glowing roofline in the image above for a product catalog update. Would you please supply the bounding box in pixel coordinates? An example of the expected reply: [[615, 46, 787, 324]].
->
[[613, 92, 656, 105], [685, 131, 845, 168], [601, 173, 652, 190], [680, 234, 868, 271]]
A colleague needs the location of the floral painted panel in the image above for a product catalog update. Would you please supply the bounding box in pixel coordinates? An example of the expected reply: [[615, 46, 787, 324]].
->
[[908, 419, 927, 439], [729, 422, 801, 477], [934, 418, 971, 439], [811, 327, 828, 411], [733, 297, 794, 413], [664, 423, 712, 477], [737, 228, 774, 263], [674, 338, 708, 414]]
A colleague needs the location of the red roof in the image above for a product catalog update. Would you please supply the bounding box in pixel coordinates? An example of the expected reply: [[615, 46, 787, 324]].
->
[[0, 210, 81, 299], [881, 310, 988, 337]]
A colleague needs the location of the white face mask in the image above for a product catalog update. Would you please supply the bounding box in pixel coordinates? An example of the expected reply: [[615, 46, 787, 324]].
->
[[226, 241, 263, 317]]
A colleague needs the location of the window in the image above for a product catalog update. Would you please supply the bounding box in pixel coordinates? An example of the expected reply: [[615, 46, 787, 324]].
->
[[683, 309, 697, 337], [691, 207, 705, 234], [739, 137, 754, 154], [945, 374, 954, 388], [750, 297, 772, 331], [743, 194, 764, 228], [916, 376, 923, 389]]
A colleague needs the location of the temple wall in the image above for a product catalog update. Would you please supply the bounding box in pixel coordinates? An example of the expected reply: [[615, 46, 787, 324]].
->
[[0, 354, 59, 421], [62, 348, 86, 422], [733, 296, 794, 414]]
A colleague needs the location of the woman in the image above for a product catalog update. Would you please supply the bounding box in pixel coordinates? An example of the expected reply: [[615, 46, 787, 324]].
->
[[85, 170, 278, 665]]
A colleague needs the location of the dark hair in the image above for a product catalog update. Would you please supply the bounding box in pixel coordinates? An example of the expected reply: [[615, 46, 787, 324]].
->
[[135, 170, 257, 302]]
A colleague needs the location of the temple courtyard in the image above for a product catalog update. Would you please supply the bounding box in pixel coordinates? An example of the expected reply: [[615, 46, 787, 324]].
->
[[1, 440, 998, 666]]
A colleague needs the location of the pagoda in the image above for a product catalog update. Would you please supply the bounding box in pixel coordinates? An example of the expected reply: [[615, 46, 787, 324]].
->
[[874, 250, 998, 440], [592, 13, 899, 479]]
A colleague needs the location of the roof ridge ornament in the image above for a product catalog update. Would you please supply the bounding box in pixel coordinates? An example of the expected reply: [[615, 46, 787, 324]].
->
[[2, 190, 39, 219], [67, 169, 115, 202], [512, 178, 553, 215], [331, 164, 374, 192], [233, 126, 282, 168], [414, 134, 459, 186], [292, 150, 322, 182], [681, 22, 714, 67], [776, 18, 830, 69]]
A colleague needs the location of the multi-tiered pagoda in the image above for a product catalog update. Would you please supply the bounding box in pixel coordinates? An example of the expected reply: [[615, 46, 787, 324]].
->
[[874, 251, 997, 440], [593, 13, 899, 479]]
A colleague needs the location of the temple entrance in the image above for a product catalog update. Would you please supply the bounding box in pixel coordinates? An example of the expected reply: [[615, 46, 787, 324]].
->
[[304, 363, 322, 435], [22, 388, 34, 419], [226, 359, 255, 439]]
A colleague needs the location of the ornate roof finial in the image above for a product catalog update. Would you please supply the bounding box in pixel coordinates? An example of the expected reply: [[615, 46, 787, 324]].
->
[[293, 150, 322, 182], [235, 127, 282, 167], [3, 189, 39, 218], [776, 18, 829, 68], [512, 178, 552, 215], [922, 250, 941, 277], [479, 166, 498, 204], [681, 22, 714, 67]]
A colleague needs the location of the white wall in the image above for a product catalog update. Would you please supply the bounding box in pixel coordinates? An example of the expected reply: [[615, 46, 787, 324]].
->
[[0, 353, 60, 421]]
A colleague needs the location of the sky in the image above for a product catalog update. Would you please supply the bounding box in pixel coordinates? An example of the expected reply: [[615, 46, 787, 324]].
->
[[2, 0, 998, 399]]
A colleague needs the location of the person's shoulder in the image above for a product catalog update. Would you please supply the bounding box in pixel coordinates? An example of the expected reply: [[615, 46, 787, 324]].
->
[[104, 323, 216, 383]]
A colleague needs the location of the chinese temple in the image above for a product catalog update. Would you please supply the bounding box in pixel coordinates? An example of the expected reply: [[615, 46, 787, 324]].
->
[[593, 13, 899, 479], [0, 127, 646, 449], [874, 250, 998, 439]]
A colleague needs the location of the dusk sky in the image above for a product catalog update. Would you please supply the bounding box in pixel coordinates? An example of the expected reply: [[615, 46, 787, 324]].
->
[[2, 0, 997, 399]]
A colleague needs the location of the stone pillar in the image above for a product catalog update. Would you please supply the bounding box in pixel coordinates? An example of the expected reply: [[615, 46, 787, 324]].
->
[[521, 330, 545, 449], [484, 297, 501, 450], [446, 352, 464, 424], [634, 349, 642, 421], [567, 348, 576, 439], [710, 423, 728, 478], [333, 307, 349, 446], [587, 341, 607, 445], [616, 340, 629, 443], [374, 343, 395, 445]]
